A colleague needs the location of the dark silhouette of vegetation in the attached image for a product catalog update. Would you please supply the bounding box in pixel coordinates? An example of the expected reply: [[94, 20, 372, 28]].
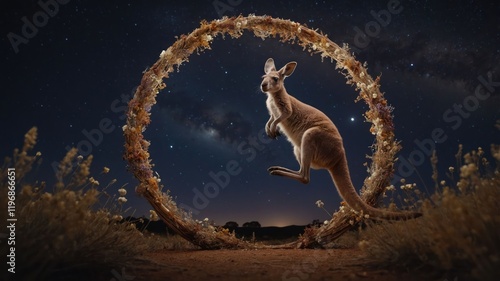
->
[[242, 221, 261, 228]]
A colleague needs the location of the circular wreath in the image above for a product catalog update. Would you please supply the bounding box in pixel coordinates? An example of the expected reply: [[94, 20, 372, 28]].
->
[[123, 15, 399, 249]]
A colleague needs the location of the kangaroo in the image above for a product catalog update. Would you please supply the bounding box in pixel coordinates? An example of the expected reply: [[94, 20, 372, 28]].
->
[[260, 58, 421, 220]]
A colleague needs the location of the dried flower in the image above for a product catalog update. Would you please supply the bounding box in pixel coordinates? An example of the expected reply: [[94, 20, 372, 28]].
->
[[118, 188, 127, 197], [315, 200, 325, 208], [118, 197, 127, 204], [102, 167, 110, 174], [149, 210, 159, 221], [112, 215, 123, 221], [401, 183, 415, 190], [89, 177, 99, 186]]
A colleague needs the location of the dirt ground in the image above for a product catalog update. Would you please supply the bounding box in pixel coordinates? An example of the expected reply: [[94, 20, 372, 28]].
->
[[128, 248, 429, 281]]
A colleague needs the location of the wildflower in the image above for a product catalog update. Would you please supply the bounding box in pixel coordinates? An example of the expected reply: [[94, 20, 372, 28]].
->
[[35, 151, 42, 157], [323, 220, 329, 225], [41, 192, 53, 201], [204, 218, 209, 222], [149, 210, 159, 221], [118, 188, 127, 197], [118, 197, 127, 204], [112, 215, 123, 221], [77, 155, 84, 161], [401, 183, 415, 190], [89, 177, 99, 186], [102, 166, 110, 174], [440, 180, 446, 186], [460, 163, 477, 178], [315, 200, 325, 208], [478, 147, 484, 157], [449, 166, 455, 173], [364, 214, 370, 219], [385, 185, 395, 191]]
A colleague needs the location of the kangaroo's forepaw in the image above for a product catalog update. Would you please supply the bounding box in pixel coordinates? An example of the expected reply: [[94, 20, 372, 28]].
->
[[267, 131, 280, 139]]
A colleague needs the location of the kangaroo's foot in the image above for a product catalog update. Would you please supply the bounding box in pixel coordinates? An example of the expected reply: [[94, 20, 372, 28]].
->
[[268, 166, 309, 184]]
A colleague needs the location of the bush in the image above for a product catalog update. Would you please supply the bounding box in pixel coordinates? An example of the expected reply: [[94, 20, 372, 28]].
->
[[0, 128, 151, 280], [360, 145, 500, 280]]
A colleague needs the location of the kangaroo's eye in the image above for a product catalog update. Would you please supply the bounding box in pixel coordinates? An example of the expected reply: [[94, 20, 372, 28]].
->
[[272, 77, 278, 82]]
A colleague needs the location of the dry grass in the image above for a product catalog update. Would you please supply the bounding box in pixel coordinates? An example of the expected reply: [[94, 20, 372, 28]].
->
[[4, 126, 499, 280], [0, 128, 193, 280], [359, 145, 500, 280]]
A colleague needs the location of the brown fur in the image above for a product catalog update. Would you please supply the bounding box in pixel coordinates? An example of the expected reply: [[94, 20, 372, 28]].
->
[[260, 58, 421, 220]]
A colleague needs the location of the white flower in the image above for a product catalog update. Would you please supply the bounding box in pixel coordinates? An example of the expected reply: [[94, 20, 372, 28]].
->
[[315, 200, 324, 208], [118, 197, 127, 204], [149, 210, 159, 221], [118, 188, 127, 196], [112, 215, 123, 221], [323, 220, 329, 225], [401, 183, 415, 190]]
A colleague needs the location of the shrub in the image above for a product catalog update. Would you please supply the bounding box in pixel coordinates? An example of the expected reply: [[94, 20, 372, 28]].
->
[[360, 145, 500, 280], [0, 128, 152, 280]]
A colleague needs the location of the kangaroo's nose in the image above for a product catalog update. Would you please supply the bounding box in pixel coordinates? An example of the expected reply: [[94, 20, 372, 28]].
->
[[260, 82, 268, 92]]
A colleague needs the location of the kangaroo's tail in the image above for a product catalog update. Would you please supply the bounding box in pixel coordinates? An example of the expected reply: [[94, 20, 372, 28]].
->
[[328, 157, 422, 220]]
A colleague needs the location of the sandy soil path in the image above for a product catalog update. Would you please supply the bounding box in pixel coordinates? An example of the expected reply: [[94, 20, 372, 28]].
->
[[128, 248, 426, 281]]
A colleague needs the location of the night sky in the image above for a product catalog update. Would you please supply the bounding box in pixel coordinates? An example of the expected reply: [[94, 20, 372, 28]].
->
[[2, 1, 499, 227]]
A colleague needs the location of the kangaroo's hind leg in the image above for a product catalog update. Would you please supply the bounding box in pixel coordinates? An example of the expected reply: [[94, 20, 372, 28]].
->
[[268, 128, 319, 184]]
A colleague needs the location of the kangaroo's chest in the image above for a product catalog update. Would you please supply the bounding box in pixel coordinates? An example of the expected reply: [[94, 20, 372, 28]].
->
[[266, 95, 303, 145], [266, 96, 283, 117]]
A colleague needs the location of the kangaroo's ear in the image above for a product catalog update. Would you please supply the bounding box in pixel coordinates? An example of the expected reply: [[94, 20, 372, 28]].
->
[[264, 58, 276, 74], [280, 61, 297, 77]]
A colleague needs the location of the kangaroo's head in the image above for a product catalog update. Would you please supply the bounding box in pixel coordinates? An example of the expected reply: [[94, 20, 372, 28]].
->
[[260, 58, 297, 94]]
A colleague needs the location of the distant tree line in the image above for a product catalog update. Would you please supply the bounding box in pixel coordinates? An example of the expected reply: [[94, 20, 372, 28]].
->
[[223, 221, 261, 229]]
